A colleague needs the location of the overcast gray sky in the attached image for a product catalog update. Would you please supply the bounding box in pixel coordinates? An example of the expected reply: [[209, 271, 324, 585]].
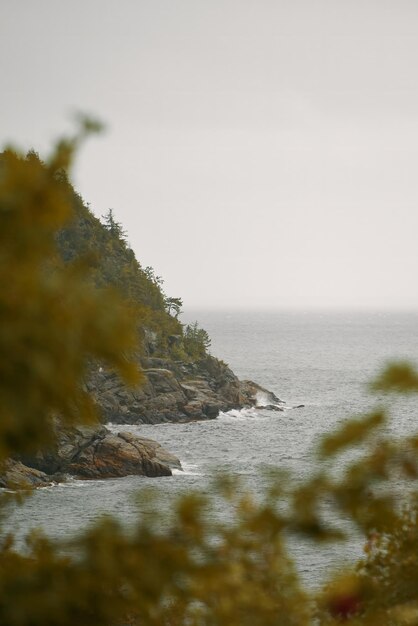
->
[[2, 0, 418, 309]]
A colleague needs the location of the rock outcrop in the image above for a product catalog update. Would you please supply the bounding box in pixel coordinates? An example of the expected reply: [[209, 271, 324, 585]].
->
[[0, 460, 51, 489], [0, 425, 181, 489], [89, 355, 284, 425], [66, 430, 180, 479]]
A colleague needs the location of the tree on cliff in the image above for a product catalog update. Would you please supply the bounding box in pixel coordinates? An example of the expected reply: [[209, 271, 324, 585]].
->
[[2, 126, 418, 625], [164, 296, 183, 318], [183, 321, 211, 359], [102, 208, 128, 241]]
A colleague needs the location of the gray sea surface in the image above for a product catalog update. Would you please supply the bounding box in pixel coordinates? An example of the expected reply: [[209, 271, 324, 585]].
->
[[5, 310, 418, 584]]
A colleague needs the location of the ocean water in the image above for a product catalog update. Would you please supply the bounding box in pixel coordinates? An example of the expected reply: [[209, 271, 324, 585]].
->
[[5, 310, 418, 584]]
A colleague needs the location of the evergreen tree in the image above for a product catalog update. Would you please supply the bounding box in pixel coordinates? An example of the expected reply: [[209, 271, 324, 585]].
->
[[164, 296, 183, 318], [102, 208, 127, 241]]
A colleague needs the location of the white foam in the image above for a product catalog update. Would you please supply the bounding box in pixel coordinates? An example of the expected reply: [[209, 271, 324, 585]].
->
[[255, 390, 285, 409], [58, 478, 97, 488], [255, 391, 272, 407], [172, 462, 202, 476], [218, 407, 259, 421]]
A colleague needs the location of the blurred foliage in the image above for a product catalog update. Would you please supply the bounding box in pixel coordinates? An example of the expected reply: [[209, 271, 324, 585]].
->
[[2, 128, 418, 624], [317, 410, 385, 460], [0, 129, 141, 460], [370, 361, 418, 394]]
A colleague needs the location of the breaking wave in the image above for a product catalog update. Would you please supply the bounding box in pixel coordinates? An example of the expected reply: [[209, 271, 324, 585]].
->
[[172, 462, 202, 476]]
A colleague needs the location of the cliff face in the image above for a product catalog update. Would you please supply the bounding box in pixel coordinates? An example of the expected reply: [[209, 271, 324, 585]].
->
[[90, 354, 283, 426], [91, 356, 238, 424]]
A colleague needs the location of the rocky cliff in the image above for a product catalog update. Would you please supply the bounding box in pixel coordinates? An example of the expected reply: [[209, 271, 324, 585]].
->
[[90, 354, 283, 425]]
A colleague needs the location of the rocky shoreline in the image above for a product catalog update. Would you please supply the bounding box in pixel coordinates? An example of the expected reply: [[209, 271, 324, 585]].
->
[[91, 355, 283, 425], [1, 355, 283, 489], [0, 425, 182, 489]]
